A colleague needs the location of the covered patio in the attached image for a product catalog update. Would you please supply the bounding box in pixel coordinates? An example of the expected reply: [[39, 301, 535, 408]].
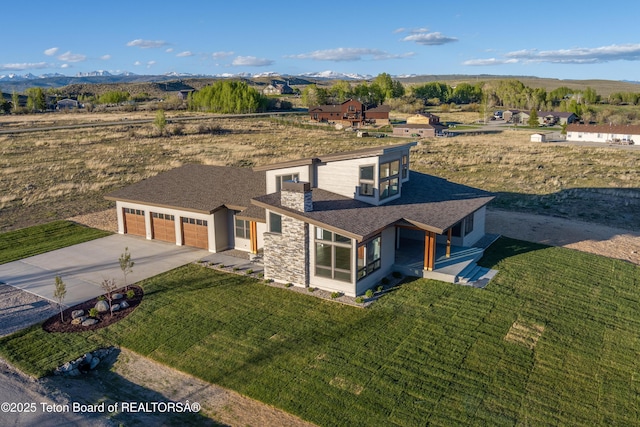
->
[[393, 228, 500, 287]]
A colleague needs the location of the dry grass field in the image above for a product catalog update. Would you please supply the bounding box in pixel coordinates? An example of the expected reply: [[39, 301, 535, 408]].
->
[[1, 111, 639, 232]]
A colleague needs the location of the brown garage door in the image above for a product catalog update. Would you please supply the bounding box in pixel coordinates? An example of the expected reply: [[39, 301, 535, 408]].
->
[[151, 213, 176, 243], [123, 208, 146, 237], [182, 217, 208, 249]]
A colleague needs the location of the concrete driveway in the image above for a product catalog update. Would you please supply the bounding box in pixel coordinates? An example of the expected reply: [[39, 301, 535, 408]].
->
[[0, 235, 209, 308]]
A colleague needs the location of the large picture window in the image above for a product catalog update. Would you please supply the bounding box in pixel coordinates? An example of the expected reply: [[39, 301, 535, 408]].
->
[[379, 159, 400, 200], [464, 213, 474, 236], [357, 236, 381, 280], [276, 173, 300, 191], [315, 227, 352, 282]]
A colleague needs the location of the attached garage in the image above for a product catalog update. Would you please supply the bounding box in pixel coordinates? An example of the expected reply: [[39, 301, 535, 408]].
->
[[182, 217, 209, 249], [151, 213, 176, 243], [123, 208, 146, 237]]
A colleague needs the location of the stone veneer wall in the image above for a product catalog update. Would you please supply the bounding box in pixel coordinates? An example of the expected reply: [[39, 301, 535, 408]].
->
[[263, 215, 309, 286], [281, 187, 313, 212]]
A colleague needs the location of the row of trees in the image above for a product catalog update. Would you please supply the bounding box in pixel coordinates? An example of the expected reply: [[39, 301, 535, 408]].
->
[[301, 73, 405, 107]]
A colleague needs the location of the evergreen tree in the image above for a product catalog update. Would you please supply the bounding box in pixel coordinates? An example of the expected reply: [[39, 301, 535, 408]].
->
[[528, 109, 539, 127]]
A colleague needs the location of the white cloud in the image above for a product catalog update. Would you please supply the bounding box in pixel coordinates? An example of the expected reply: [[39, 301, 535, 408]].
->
[[134, 61, 142, 66], [100, 54, 111, 60], [463, 58, 519, 66], [231, 56, 274, 66], [61, 63, 69, 69], [212, 51, 234, 59], [44, 47, 59, 56], [57, 51, 86, 62], [288, 47, 414, 62], [177, 51, 194, 57], [504, 43, 640, 64], [402, 31, 458, 46], [166, 48, 174, 53], [147, 61, 156, 68], [0, 62, 50, 71], [127, 39, 168, 49]]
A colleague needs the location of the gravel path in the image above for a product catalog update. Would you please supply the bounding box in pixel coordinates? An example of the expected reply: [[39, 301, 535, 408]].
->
[[0, 284, 58, 338]]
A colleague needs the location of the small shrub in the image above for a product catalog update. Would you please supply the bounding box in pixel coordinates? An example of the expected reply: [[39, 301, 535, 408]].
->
[[246, 269, 253, 275], [285, 282, 293, 288], [355, 296, 364, 304], [97, 295, 105, 301], [88, 308, 99, 318], [233, 267, 240, 272], [331, 292, 341, 299], [126, 289, 135, 299], [392, 271, 402, 279], [219, 264, 225, 269], [308, 287, 315, 292], [365, 289, 374, 298], [257, 272, 264, 278], [376, 285, 384, 293]]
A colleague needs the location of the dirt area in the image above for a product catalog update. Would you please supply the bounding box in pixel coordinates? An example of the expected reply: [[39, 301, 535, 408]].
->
[[486, 209, 639, 265]]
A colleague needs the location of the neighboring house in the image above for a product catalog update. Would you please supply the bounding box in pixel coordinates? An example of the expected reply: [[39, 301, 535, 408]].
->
[[393, 113, 448, 137], [502, 109, 519, 122], [56, 98, 79, 110], [106, 142, 496, 296], [516, 111, 578, 126], [566, 124, 640, 144], [309, 99, 390, 127], [263, 82, 294, 95], [176, 90, 195, 101]]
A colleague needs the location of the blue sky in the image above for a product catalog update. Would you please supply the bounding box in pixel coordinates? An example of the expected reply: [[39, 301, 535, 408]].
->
[[2, 1, 640, 80]]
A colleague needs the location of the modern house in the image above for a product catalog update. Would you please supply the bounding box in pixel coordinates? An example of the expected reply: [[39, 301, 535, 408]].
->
[[309, 99, 390, 127], [106, 142, 497, 296], [566, 124, 640, 144]]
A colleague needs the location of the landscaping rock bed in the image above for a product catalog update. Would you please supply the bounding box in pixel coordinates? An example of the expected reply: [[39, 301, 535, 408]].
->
[[42, 285, 143, 333], [53, 347, 116, 377]]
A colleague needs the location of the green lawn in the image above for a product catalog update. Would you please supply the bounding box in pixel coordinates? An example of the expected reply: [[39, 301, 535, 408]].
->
[[1, 237, 639, 426], [0, 220, 111, 264]]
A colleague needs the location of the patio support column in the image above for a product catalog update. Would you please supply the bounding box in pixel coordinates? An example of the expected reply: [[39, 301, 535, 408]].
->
[[250, 221, 258, 254], [446, 228, 452, 258], [424, 231, 436, 271]]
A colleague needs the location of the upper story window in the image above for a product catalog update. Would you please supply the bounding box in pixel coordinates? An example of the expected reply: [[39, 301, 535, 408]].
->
[[379, 159, 400, 200], [276, 173, 299, 192], [359, 165, 375, 197]]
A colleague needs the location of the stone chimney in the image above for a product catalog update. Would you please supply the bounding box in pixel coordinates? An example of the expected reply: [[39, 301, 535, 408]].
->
[[281, 181, 313, 212]]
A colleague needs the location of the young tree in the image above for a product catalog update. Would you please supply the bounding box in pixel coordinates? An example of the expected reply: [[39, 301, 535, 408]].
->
[[25, 87, 46, 112], [154, 109, 167, 135], [11, 91, 20, 113], [100, 278, 118, 316], [119, 247, 134, 291], [53, 276, 67, 322]]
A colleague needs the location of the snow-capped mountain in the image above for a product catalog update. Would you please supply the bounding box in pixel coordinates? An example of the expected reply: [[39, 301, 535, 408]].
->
[[300, 70, 373, 80], [75, 70, 113, 77]]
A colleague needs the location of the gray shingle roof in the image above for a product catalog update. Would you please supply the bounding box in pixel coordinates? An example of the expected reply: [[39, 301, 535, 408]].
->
[[252, 171, 494, 241], [105, 164, 265, 214]]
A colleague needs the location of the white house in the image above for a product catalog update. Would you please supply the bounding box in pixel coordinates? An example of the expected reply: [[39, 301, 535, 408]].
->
[[566, 124, 640, 144]]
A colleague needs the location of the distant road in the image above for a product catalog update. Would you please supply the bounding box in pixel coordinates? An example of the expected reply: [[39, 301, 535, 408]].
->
[[0, 111, 307, 135]]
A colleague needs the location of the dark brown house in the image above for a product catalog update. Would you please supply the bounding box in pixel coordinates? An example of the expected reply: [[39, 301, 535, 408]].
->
[[309, 99, 389, 127]]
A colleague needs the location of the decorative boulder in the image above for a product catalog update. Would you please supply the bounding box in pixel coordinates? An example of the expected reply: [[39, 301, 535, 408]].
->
[[71, 316, 87, 325], [71, 310, 85, 319], [111, 303, 120, 312], [119, 300, 130, 309], [112, 293, 123, 301], [82, 318, 99, 327], [95, 300, 110, 313]]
